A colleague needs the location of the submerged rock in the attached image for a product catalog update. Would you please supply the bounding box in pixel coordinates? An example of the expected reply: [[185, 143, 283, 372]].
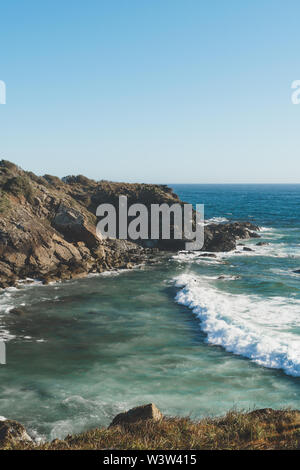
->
[[198, 253, 217, 258], [110, 403, 163, 427], [9, 307, 27, 317], [293, 269, 300, 274]]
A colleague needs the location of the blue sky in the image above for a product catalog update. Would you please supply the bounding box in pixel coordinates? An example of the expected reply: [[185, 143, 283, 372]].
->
[[0, 0, 299, 183]]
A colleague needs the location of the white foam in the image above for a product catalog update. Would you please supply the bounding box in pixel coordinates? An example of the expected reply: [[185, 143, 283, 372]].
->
[[172, 251, 224, 265], [205, 217, 229, 225], [270, 268, 300, 279], [0, 294, 15, 341], [260, 226, 275, 232], [232, 242, 300, 259], [173, 238, 300, 263], [99, 268, 131, 277], [174, 273, 300, 377]]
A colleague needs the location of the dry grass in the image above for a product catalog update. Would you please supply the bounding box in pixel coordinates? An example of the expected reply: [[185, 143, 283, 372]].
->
[[5, 409, 300, 450]]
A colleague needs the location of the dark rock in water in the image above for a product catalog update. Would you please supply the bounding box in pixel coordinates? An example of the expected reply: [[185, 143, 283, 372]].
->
[[110, 403, 163, 427], [293, 270, 300, 274], [237, 243, 245, 246], [256, 242, 269, 246], [202, 222, 260, 253], [9, 307, 26, 317], [154, 239, 187, 251], [248, 231, 260, 239], [198, 253, 217, 258], [0, 420, 32, 446], [243, 247, 253, 252]]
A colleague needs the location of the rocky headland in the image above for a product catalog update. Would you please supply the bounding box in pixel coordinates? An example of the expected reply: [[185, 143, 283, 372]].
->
[[0, 160, 261, 288]]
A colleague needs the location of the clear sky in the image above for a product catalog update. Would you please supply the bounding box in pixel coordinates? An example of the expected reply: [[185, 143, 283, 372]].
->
[[0, 0, 300, 183]]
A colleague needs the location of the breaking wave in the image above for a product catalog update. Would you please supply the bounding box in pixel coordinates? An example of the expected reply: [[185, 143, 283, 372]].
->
[[174, 273, 300, 377]]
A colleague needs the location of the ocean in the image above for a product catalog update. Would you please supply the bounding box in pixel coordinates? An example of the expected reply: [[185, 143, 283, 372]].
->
[[0, 184, 300, 441]]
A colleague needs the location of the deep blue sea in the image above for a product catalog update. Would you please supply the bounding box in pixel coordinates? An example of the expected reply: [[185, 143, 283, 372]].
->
[[0, 184, 299, 440]]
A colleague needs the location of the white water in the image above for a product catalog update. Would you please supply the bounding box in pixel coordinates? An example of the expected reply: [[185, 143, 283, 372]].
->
[[205, 217, 229, 225], [174, 273, 300, 377]]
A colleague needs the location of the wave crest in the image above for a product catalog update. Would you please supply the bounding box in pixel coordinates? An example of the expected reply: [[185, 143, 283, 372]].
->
[[174, 274, 300, 377]]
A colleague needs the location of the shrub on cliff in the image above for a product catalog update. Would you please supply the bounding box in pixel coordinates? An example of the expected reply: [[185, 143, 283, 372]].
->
[[3, 175, 34, 203], [0, 193, 11, 213]]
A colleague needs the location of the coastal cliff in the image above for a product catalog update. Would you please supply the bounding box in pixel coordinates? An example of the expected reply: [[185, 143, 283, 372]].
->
[[0, 160, 260, 288]]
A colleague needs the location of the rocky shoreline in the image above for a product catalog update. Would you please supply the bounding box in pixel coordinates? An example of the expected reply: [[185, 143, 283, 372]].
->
[[1, 404, 300, 450], [0, 160, 261, 289]]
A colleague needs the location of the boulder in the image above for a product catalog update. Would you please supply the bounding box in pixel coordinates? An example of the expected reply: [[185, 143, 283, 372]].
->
[[203, 230, 236, 252], [243, 247, 253, 252], [0, 419, 32, 446], [293, 269, 300, 274], [9, 307, 26, 317], [110, 403, 163, 427], [256, 242, 269, 246]]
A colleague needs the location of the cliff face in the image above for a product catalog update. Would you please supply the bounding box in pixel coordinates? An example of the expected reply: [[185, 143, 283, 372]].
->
[[0, 160, 260, 288], [0, 161, 182, 288]]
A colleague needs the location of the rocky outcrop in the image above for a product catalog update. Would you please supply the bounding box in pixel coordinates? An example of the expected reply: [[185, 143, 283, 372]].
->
[[0, 160, 261, 288], [0, 419, 32, 446], [110, 403, 163, 427], [202, 222, 260, 252], [0, 161, 168, 288]]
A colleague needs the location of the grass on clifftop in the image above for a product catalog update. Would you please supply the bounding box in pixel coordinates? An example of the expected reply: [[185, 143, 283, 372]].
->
[[6, 409, 300, 450]]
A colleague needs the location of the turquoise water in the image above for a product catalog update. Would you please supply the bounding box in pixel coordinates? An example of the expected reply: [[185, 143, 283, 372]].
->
[[0, 184, 300, 440]]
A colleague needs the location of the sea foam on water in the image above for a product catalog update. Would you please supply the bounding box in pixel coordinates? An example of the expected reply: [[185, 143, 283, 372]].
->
[[174, 273, 300, 377]]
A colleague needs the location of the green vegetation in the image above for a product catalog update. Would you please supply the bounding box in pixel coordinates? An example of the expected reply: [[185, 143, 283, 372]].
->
[[5, 409, 300, 450], [3, 175, 34, 203], [0, 193, 11, 214]]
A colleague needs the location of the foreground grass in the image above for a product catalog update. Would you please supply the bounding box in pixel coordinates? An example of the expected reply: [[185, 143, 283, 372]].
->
[[5, 409, 300, 450]]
